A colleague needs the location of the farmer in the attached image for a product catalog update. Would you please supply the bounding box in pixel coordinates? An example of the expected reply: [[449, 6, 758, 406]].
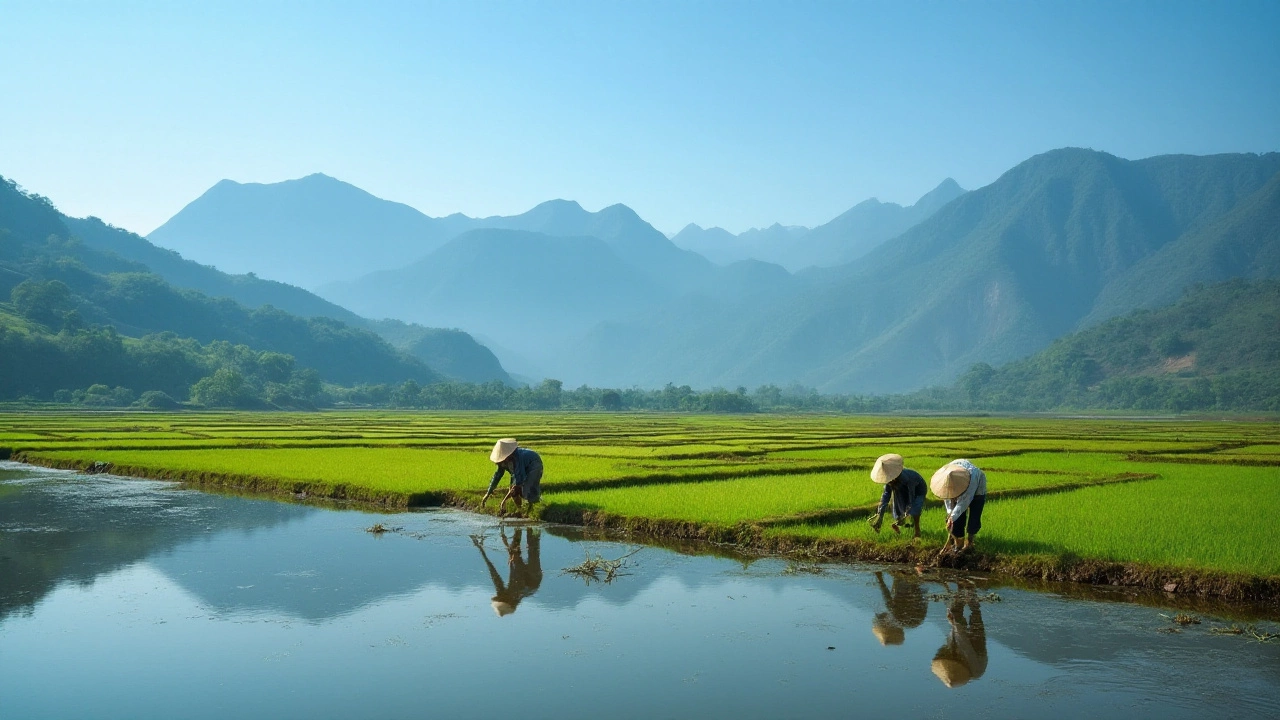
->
[[870, 570, 928, 645], [930, 459, 988, 555], [868, 453, 927, 539], [482, 438, 543, 516], [931, 595, 988, 688], [471, 527, 543, 617]]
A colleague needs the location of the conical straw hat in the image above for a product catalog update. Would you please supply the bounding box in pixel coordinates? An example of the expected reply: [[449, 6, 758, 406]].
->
[[930, 464, 971, 499], [931, 657, 971, 687], [491, 600, 515, 617], [490, 438, 518, 463], [870, 453, 905, 484], [871, 613, 905, 645]]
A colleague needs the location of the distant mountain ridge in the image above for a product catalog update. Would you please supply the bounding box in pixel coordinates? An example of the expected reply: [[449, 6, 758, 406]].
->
[[670, 178, 966, 270], [149, 173, 473, 289], [146, 148, 1280, 394], [577, 149, 1280, 392], [0, 175, 512, 396]]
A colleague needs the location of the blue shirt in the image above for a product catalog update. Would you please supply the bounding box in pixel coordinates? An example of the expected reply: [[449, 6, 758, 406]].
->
[[488, 448, 543, 494], [877, 468, 927, 518]]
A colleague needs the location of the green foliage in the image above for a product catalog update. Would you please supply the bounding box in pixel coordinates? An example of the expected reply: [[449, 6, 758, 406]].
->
[[0, 174, 441, 397], [940, 279, 1280, 412], [190, 369, 251, 408], [10, 279, 73, 325]]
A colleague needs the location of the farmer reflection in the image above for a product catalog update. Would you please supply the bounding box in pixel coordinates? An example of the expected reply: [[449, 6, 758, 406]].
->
[[931, 597, 988, 688], [871, 570, 928, 645], [471, 527, 543, 617]]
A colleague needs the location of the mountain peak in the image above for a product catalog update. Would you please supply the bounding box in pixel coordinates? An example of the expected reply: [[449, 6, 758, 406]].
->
[[912, 177, 967, 212], [530, 198, 584, 213]]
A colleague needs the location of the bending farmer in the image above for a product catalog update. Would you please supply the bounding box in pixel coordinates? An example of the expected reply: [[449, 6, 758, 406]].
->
[[483, 438, 543, 516], [930, 459, 988, 555], [868, 453, 927, 539]]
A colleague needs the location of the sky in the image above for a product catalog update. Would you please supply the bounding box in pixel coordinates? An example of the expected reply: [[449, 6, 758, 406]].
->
[[2, 0, 1278, 236]]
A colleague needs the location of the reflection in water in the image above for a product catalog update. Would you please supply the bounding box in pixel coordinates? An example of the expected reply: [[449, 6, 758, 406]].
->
[[932, 592, 989, 688], [5, 463, 1280, 719], [871, 570, 928, 645], [0, 464, 307, 621], [473, 527, 543, 616]]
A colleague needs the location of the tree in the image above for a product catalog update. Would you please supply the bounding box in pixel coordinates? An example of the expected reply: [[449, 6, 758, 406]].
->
[[11, 279, 73, 326], [600, 390, 623, 411], [190, 368, 248, 407]]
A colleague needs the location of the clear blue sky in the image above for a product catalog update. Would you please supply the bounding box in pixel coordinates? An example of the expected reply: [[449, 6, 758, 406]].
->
[[2, 0, 1278, 236]]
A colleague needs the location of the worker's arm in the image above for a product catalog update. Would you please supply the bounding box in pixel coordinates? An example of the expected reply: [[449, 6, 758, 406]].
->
[[498, 484, 520, 514], [876, 484, 892, 515], [483, 466, 506, 505], [946, 478, 977, 523]]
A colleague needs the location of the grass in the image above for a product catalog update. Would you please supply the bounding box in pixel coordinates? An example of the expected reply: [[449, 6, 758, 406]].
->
[[3, 411, 1279, 584]]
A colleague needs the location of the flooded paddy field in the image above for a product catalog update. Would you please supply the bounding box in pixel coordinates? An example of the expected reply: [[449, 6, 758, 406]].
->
[[3, 462, 1279, 719], [7, 411, 1280, 595]]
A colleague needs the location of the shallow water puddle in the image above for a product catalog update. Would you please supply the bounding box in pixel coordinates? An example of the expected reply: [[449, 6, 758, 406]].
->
[[2, 461, 1278, 719]]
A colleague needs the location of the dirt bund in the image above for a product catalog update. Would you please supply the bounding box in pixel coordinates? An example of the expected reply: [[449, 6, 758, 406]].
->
[[15, 452, 1279, 607]]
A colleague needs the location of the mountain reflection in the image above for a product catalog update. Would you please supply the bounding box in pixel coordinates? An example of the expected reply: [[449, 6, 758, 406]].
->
[[473, 527, 543, 616], [0, 465, 308, 621]]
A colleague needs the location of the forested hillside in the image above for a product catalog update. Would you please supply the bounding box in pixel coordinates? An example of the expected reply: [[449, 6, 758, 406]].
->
[[580, 149, 1280, 393], [956, 279, 1280, 411], [0, 176, 442, 405]]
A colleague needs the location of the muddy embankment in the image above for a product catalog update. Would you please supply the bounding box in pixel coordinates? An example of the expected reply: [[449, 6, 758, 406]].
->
[[13, 452, 1279, 609]]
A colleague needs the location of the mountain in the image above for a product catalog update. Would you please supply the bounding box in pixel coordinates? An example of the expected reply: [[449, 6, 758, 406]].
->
[[785, 178, 967, 270], [320, 199, 791, 376], [148, 173, 476, 289], [671, 223, 810, 267], [1085, 168, 1280, 323], [958, 278, 1280, 411], [0, 175, 445, 401], [66, 215, 365, 324], [366, 319, 511, 384], [576, 149, 1280, 392], [668, 179, 964, 271], [321, 228, 665, 369]]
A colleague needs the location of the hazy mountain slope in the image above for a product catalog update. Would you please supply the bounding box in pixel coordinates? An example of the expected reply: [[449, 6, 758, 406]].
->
[[1086, 170, 1280, 323], [783, 178, 967, 271], [961, 279, 1280, 410], [671, 223, 809, 267], [65, 216, 366, 324], [321, 228, 664, 368], [148, 173, 477, 288], [0, 176, 440, 388], [670, 224, 738, 265], [366, 319, 511, 384], [578, 149, 1280, 392], [480, 199, 714, 289], [668, 179, 964, 270]]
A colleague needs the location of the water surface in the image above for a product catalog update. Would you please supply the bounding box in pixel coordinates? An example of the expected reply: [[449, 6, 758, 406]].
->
[[2, 462, 1277, 719]]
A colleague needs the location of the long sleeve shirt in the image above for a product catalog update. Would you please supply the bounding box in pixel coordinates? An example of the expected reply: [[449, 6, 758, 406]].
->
[[487, 448, 543, 494], [942, 459, 987, 522], [876, 468, 927, 519]]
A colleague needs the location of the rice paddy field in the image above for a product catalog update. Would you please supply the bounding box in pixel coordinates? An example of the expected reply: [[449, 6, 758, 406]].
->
[[3, 411, 1279, 587]]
